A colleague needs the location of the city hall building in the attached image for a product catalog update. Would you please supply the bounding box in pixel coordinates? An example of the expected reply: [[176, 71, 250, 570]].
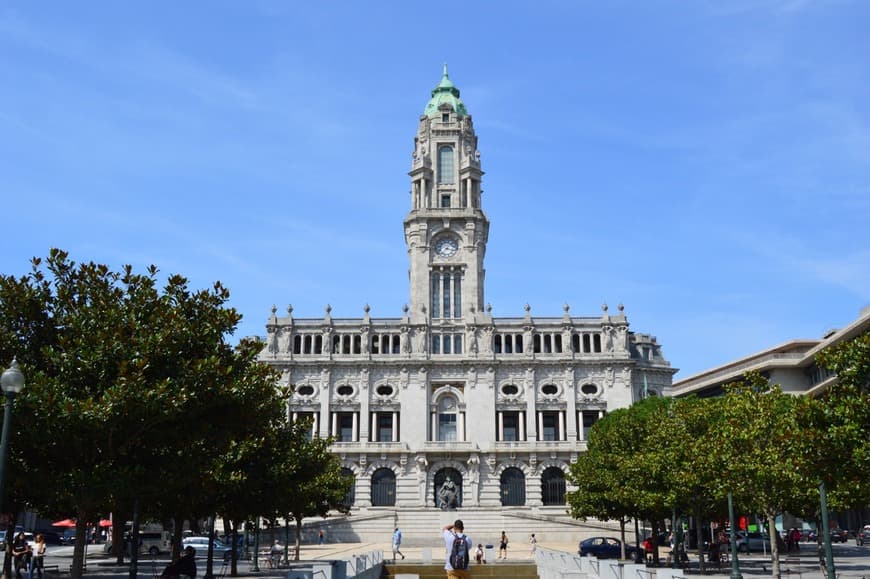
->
[[259, 68, 675, 540]]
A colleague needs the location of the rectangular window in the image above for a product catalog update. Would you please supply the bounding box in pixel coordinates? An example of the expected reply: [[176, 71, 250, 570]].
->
[[443, 274, 451, 317], [295, 412, 316, 441], [503, 412, 520, 441], [442, 113, 449, 122], [338, 413, 355, 442], [581, 411, 600, 440], [432, 335, 440, 354], [376, 413, 393, 443], [541, 412, 560, 441], [443, 335, 452, 354], [438, 146, 454, 184], [439, 414, 457, 441], [441, 194, 451, 208], [431, 274, 440, 318], [453, 274, 461, 317], [453, 334, 462, 354]]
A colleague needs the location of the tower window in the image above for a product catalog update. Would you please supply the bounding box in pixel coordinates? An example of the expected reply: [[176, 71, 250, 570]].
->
[[438, 146, 454, 184], [442, 113, 449, 122], [431, 269, 462, 320]]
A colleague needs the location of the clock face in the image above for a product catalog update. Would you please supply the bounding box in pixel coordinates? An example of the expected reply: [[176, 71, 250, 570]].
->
[[434, 237, 459, 257]]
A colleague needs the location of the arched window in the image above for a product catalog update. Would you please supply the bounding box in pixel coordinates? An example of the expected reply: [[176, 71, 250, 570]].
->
[[541, 467, 566, 506], [371, 468, 396, 507], [438, 146, 454, 184], [437, 395, 459, 441], [500, 467, 526, 506], [340, 467, 355, 508]]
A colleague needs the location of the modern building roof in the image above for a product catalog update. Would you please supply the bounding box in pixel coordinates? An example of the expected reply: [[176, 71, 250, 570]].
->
[[670, 306, 870, 398]]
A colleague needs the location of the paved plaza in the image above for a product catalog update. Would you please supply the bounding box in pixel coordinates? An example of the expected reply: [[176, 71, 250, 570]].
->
[[40, 541, 870, 579]]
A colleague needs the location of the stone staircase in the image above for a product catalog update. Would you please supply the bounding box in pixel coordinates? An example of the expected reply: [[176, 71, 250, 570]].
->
[[382, 562, 538, 579], [306, 507, 619, 547]]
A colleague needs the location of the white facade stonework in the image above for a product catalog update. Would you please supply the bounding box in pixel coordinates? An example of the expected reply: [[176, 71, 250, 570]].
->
[[259, 68, 675, 530]]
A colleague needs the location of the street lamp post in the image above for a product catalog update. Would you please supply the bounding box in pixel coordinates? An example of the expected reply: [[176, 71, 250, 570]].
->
[[727, 492, 743, 579], [0, 359, 26, 513]]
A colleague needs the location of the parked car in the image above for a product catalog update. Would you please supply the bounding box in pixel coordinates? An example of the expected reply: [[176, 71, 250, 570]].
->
[[40, 531, 63, 546], [59, 529, 78, 545], [734, 531, 771, 553], [578, 537, 640, 559], [182, 537, 234, 560]]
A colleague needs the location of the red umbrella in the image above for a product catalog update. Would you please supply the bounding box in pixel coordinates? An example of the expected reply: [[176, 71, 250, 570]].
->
[[98, 519, 112, 528], [52, 519, 76, 527]]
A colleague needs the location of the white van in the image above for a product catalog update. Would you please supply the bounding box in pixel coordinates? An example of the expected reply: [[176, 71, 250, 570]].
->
[[105, 530, 171, 556]]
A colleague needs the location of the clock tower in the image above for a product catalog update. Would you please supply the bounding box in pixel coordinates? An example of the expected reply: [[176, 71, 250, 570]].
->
[[404, 65, 489, 328]]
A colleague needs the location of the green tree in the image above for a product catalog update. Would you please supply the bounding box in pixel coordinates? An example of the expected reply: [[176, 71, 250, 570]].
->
[[271, 430, 350, 561], [662, 395, 728, 573], [568, 396, 675, 560], [715, 372, 818, 579], [814, 330, 870, 510], [0, 250, 284, 579]]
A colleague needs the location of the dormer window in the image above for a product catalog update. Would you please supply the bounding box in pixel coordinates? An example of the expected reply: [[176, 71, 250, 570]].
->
[[438, 146, 454, 184], [442, 113, 449, 122]]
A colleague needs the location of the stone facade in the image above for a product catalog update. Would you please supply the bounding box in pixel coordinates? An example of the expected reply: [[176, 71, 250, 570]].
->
[[259, 67, 674, 521]]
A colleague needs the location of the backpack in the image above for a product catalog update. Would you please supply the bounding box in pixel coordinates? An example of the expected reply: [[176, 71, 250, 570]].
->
[[450, 533, 469, 570]]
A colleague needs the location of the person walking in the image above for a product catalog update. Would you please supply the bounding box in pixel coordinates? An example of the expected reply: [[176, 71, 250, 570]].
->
[[318, 530, 325, 545], [12, 532, 30, 579], [529, 533, 537, 556], [498, 531, 508, 559], [442, 520, 472, 579], [392, 528, 405, 562], [30, 534, 46, 579], [269, 539, 283, 568]]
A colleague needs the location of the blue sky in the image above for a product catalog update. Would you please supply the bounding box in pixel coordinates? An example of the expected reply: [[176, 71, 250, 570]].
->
[[1, 0, 868, 379]]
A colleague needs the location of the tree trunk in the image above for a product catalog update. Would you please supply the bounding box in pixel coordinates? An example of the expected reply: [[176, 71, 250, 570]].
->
[[128, 499, 142, 579], [204, 516, 215, 579], [3, 511, 18, 579], [619, 519, 627, 559], [768, 511, 781, 579], [70, 510, 90, 579], [229, 521, 239, 577], [294, 518, 303, 561], [112, 516, 126, 565], [695, 505, 706, 574]]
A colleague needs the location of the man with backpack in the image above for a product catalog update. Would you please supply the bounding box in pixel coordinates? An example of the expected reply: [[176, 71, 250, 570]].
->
[[442, 520, 472, 578]]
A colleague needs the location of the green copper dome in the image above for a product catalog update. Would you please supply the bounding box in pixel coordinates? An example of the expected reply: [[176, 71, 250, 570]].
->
[[423, 64, 468, 118]]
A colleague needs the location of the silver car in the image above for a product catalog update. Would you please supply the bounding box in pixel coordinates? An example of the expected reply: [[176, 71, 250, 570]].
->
[[734, 531, 771, 553], [182, 537, 233, 560]]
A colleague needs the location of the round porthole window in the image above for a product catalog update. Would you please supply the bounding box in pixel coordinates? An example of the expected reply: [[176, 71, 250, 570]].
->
[[541, 384, 559, 396], [501, 384, 519, 396], [376, 384, 394, 397], [336, 384, 354, 397], [580, 383, 598, 396], [297, 384, 315, 397]]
